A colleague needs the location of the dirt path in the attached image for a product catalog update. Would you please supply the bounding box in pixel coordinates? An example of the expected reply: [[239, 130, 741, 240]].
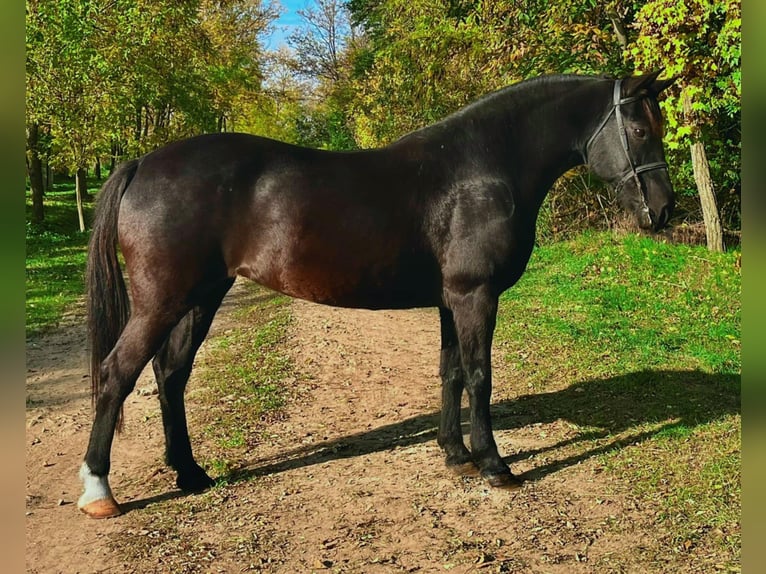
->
[[26, 281, 660, 573]]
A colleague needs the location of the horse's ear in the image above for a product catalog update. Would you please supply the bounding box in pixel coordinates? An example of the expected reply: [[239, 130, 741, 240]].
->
[[623, 69, 672, 97], [650, 76, 677, 95]]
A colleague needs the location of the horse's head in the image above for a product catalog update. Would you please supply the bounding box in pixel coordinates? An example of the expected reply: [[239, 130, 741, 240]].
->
[[585, 71, 676, 232]]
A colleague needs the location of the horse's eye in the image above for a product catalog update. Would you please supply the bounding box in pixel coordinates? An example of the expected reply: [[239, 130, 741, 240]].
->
[[633, 127, 647, 138]]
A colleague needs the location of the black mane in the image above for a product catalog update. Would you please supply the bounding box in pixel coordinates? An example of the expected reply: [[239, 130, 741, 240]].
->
[[393, 74, 605, 145]]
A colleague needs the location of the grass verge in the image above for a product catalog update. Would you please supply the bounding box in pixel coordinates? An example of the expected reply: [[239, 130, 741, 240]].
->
[[25, 184, 96, 337], [186, 283, 294, 480], [493, 230, 741, 569]]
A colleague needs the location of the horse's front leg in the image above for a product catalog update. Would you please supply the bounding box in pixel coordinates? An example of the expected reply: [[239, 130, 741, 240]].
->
[[437, 307, 477, 475], [448, 286, 521, 489]]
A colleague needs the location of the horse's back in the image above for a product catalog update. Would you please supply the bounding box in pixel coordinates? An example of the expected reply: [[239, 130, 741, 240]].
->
[[116, 133, 444, 309]]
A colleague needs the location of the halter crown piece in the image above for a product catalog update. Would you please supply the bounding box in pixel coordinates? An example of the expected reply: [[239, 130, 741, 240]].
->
[[584, 80, 668, 219]]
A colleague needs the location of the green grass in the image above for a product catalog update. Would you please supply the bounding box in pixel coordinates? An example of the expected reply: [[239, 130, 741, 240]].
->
[[493, 230, 741, 568], [189, 283, 294, 476], [496, 230, 740, 385], [604, 419, 740, 553], [26, 183, 97, 337]]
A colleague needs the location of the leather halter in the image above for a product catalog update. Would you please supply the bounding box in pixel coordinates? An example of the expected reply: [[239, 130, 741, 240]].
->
[[584, 80, 668, 220]]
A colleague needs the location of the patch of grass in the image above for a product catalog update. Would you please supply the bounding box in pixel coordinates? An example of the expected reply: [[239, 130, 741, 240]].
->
[[493, 230, 741, 568], [190, 283, 294, 474], [25, 184, 99, 337], [496, 231, 740, 388], [603, 418, 740, 563]]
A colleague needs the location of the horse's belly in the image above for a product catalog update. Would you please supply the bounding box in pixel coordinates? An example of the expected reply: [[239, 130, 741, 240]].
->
[[236, 254, 438, 310]]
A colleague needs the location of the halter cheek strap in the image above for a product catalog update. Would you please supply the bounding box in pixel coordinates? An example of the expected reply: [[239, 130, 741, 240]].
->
[[584, 80, 668, 221]]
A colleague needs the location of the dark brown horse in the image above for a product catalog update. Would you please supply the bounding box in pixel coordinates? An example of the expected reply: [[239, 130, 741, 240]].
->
[[79, 71, 675, 518]]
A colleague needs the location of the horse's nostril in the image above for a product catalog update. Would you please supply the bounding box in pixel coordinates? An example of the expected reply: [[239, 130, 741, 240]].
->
[[658, 206, 671, 228], [651, 206, 671, 231]]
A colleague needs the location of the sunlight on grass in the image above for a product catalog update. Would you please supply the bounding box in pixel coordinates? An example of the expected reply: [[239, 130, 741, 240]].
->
[[602, 416, 740, 560], [25, 185, 97, 337], [494, 230, 741, 568], [191, 283, 293, 474], [496, 231, 740, 383]]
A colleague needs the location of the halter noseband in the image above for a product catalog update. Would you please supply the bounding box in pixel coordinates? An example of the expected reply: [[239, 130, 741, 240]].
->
[[584, 80, 668, 220]]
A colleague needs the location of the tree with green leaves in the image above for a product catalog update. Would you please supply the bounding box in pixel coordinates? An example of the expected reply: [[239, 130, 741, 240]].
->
[[27, 0, 121, 230], [630, 0, 740, 250], [345, 0, 633, 147], [342, 0, 740, 241], [26, 0, 277, 229]]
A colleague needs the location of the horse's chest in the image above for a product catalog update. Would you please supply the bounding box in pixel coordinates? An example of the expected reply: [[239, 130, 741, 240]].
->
[[442, 215, 534, 293]]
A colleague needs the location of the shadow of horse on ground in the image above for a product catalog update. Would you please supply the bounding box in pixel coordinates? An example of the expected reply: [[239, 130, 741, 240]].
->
[[226, 369, 740, 485]]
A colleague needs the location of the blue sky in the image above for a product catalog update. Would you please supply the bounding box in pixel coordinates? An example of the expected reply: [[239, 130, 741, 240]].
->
[[262, 0, 307, 50]]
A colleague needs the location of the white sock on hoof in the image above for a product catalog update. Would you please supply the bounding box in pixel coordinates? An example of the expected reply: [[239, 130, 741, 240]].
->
[[78, 462, 114, 508]]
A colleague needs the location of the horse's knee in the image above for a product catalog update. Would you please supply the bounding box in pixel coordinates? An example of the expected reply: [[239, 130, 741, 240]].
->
[[463, 365, 486, 385]]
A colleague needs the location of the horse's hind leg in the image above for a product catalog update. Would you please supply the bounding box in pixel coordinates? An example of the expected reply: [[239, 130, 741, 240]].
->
[[152, 278, 234, 492], [79, 311, 185, 518]]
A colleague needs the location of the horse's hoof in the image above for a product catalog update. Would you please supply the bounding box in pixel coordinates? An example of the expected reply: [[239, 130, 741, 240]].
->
[[484, 471, 523, 490], [78, 497, 122, 519], [447, 461, 480, 477], [176, 471, 215, 493]]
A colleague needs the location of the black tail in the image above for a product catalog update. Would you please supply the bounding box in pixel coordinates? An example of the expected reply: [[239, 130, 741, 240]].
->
[[86, 160, 139, 431]]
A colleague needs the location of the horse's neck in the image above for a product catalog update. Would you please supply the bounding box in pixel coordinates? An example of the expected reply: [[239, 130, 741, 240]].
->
[[394, 78, 607, 205], [486, 81, 604, 204]]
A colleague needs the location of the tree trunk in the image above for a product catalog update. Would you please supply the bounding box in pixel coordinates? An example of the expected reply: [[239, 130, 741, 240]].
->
[[110, 140, 117, 173], [26, 123, 45, 224], [135, 105, 142, 143], [683, 93, 724, 252], [77, 166, 91, 201], [690, 140, 724, 251], [608, 9, 628, 50], [75, 167, 87, 232], [94, 157, 101, 180], [143, 107, 150, 139], [45, 158, 52, 190]]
